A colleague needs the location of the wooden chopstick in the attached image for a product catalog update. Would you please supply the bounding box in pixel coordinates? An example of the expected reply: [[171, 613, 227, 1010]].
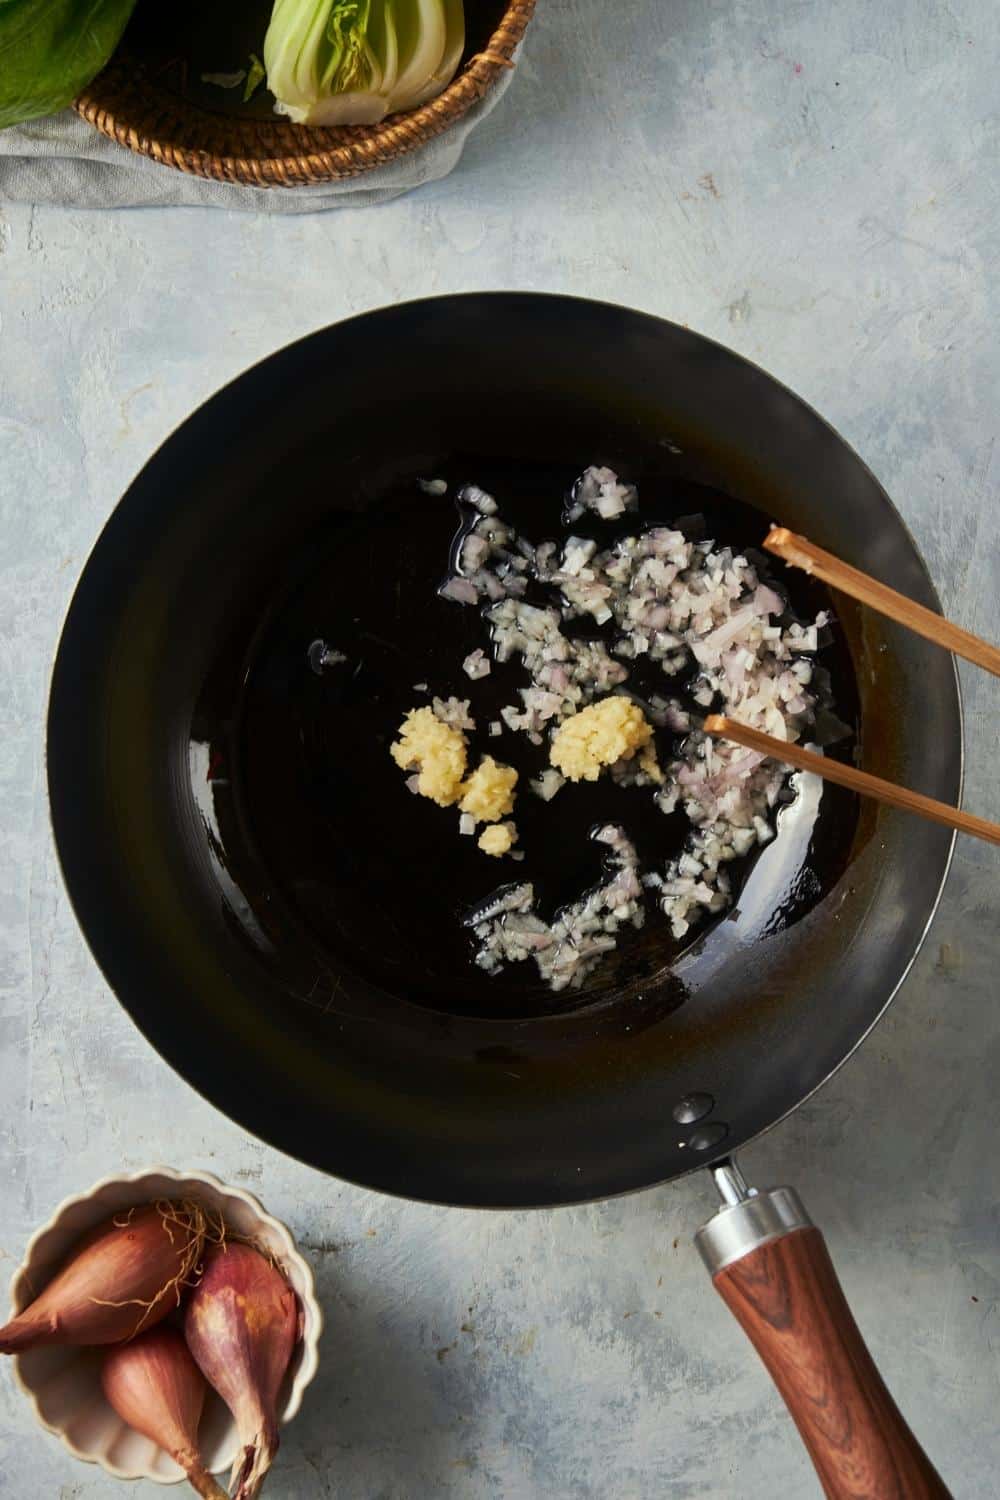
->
[[763, 527, 1000, 677], [704, 715, 1000, 847]]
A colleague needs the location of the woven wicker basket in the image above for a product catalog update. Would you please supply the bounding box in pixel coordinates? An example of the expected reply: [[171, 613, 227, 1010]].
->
[[74, 0, 535, 189]]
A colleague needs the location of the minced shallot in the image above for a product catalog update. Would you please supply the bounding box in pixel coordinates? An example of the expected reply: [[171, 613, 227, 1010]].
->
[[469, 827, 645, 992], [462, 648, 491, 680], [430, 467, 834, 986], [431, 695, 476, 732]]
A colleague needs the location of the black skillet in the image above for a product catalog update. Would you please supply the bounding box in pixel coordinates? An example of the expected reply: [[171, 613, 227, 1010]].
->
[[48, 295, 961, 1496]]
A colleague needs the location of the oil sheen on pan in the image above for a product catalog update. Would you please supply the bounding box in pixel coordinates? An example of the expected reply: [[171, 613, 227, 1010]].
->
[[191, 455, 861, 1024]]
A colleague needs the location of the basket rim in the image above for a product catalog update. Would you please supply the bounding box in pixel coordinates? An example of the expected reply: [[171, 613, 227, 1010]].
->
[[73, 0, 536, 188]]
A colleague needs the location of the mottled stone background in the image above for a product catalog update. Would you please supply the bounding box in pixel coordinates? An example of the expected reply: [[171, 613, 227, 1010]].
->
[[1, 1, 998, 1495]]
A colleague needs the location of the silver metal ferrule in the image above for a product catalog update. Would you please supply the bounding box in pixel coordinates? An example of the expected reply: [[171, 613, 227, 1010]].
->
[[709, 1159, 754, 1207], [694, 1161, 812, 1276]]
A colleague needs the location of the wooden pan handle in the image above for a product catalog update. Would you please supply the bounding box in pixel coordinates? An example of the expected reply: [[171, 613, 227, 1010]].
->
[[696, 1170, 951, 1499]]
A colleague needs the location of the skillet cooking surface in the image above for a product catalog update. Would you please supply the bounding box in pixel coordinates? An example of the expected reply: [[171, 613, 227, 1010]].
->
[[47, 295, 960, 1206], [235, 458, 860, 1019]]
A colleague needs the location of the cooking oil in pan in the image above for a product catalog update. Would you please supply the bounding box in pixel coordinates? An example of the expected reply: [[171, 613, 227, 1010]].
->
[[212, 459, 860, 1020]]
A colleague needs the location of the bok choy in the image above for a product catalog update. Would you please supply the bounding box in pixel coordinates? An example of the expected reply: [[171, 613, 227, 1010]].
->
[[0, 0, 138, 130], [264, 0, 465, 126]]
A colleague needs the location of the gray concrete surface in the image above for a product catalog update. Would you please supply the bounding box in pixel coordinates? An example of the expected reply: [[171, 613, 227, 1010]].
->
[[2, 1, 999, 1496]]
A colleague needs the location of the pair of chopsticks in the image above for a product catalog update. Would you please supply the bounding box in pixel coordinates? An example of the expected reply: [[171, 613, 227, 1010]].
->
[[704, 527, 1000, 848]]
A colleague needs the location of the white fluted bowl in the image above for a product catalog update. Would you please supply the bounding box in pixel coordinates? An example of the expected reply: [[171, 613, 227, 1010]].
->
[[7, 1167, 322, 1484]]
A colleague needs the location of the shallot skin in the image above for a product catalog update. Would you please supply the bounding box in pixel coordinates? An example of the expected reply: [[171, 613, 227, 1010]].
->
[[0, 1204, 205, 1354], [184, 1243, 299, 1500], [103, 1325, 203, 1443], [102, 1327, 227, 1500]]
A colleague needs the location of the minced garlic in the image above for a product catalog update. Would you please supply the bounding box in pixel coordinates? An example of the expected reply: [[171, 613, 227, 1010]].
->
[[390, 707, 467, 806], [478, 821, 518, 857], [550, 698, 653, 782], [638, 742, 664, 783], [391, 711, 519, 828], [459, 756, 518, 822]]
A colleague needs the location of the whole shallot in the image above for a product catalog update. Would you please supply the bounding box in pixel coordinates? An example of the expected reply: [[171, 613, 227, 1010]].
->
[[0, 1202, 207, 1354], [184, 1243, 299, 1500], [102, 1326, 228, 1500]]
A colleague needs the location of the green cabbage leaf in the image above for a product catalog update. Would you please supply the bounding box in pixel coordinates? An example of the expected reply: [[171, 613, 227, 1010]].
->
[[0, 0, 138, 130], [264, 0, 465, 126]]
